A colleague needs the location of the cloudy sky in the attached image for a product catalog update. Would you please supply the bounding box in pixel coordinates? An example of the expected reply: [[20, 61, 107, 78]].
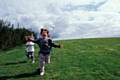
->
[[0, 0, 120, 39]]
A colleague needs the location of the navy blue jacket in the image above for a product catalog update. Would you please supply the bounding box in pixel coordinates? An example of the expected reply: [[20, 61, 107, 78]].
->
[[33, 38, 60, 54]]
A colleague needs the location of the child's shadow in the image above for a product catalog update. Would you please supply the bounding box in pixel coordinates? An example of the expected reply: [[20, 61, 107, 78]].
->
[[0, 69, 39, 80], [0, 60, 27, 66]]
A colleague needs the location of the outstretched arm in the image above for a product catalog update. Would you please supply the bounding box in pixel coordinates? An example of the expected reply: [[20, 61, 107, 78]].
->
[[48, 39, 62, 48], [28, 37, 39, 44]]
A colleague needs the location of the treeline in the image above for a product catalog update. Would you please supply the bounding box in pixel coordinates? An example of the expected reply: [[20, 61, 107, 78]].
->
[[0, 20, 33, 50]]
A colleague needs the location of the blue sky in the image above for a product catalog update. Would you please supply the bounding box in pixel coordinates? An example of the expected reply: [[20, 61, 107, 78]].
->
[[0, 0, 120, 39]]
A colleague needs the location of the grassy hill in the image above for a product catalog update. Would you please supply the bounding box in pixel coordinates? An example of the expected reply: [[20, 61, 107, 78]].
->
[[0, 38, 120, 80]]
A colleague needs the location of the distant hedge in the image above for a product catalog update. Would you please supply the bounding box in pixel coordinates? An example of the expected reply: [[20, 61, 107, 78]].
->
[[0, 20, 33, 50]]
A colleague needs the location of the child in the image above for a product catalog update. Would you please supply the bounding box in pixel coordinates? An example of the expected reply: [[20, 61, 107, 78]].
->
[[25, 33, 35, 64], [32, 28, 62, 76]]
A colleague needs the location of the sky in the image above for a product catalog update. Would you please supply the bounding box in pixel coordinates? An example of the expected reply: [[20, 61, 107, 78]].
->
[[0, 0, 120, 39]]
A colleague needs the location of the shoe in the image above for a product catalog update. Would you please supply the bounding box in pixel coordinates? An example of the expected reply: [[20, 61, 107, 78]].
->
[[32, 60, 35, 64], [40, 71, 44, 76]]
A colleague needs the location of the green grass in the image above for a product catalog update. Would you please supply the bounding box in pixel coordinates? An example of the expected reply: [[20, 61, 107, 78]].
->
[[0, 38, 120, 80]]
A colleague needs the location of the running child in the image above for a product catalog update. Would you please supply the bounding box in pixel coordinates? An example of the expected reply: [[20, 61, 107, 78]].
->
[[25, 33, 35, 64], [31, 28, 62, 76]]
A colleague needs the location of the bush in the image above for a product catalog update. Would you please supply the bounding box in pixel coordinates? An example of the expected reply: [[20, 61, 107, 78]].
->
[[0, 20, 33, 50]]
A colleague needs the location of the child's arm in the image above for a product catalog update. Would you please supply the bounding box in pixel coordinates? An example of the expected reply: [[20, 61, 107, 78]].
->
[[31, 39, 39, 44], [25, 36, 27, 40], [48, 39, 62, 48]]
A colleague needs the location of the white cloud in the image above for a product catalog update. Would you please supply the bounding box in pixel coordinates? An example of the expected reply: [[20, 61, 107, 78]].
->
[[0, 0, 120, 39], [98, 0, 120, 12]]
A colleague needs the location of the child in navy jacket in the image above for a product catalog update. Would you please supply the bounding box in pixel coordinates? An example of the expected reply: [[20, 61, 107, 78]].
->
[[32, 28, 62, 76]]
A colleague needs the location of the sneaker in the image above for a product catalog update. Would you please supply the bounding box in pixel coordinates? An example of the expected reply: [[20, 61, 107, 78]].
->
[[40, 71, 45, 76], [32, 60, 35, 64]]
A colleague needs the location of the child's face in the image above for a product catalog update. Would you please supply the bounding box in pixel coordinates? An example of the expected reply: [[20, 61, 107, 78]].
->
[[41, 31, 48, 38]]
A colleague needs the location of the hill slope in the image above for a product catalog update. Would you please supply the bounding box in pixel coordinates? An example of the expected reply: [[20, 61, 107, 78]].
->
[[0, 38, 120, 80]]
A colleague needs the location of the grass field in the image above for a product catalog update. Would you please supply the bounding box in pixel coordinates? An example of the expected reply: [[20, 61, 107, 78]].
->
[[0, 38, 120, 80]]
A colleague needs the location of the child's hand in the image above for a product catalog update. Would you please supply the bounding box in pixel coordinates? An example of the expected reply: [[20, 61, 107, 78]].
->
[[59, 44, 63, 48], [25, 36, 27, 40]]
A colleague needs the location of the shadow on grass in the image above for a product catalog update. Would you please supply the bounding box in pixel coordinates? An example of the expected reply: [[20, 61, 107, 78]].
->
[[0, 60, 27, 66], [0, 69, 39, 80]]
